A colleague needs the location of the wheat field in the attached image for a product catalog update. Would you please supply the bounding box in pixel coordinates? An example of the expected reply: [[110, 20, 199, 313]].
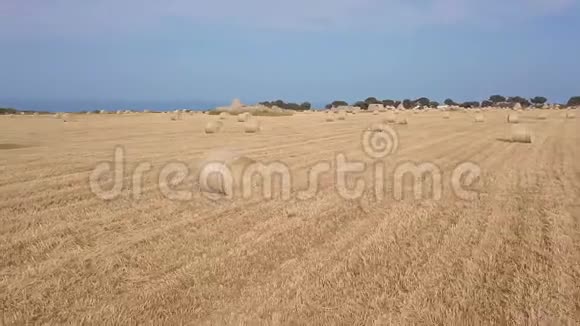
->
[[1, 110, 579, 324]]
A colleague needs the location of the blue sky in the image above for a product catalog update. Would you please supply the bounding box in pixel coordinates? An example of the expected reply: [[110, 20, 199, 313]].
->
[[1, 0, 579, 111]]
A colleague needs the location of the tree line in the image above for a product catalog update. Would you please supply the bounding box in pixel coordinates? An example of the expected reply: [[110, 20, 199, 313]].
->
[[0, 108, 51, 115], [259, 100, 311, 111], [325, 96, 580, 110]]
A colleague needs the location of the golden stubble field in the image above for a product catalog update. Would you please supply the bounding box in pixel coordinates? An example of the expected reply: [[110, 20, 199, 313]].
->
[[0, 109, 579, 325]]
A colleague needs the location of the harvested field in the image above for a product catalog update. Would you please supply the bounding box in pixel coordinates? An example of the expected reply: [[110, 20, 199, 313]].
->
[[1, 110, 579, 324]]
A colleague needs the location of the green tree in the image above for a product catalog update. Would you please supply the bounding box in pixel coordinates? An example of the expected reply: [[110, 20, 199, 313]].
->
[[444, 98, 456, 106], [0, 108, 18, 114], [331, 100, 348, 108], [567, 96, 580, 106], [260, 100, 308, 110], [530, 96, 547, 105], [461, 101, 480, 108], [354, 101, 369, 110], [415, 97, 430, 107], [285, 103, 301, 110], [364, 97, 380, 104], [489, 95, 506, 103], [429, 101, 439, 108], [382, 99, 395, 107], [481, 100, 493, 107], [507, 96, 530, 107]]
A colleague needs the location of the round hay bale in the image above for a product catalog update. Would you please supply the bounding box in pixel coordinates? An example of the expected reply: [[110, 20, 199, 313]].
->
[[474, 114, 485, 123], [237, 112, 249, 122], [337, 112, 347, 120], [205, 120, 223, 134], [443, 112, 450, 119], [537, 112, 548, 120], [325, 116, 335, 122], [507, 113, 519, 124], [197, 150, 256, 197], [396, 117, 408, 125], [511, 125, 532, 143], [219, 112, 228, 120], [384, 112, 396, 123], [368, 104, 384, 112], [566, 111, 576, 119], [170, 111, 183, 121], [244, 119, 260, 133], [372, 110, 379, 115]]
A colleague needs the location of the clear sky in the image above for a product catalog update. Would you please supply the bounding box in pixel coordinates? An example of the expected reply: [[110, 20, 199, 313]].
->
[[1, 0, 579, 111]]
